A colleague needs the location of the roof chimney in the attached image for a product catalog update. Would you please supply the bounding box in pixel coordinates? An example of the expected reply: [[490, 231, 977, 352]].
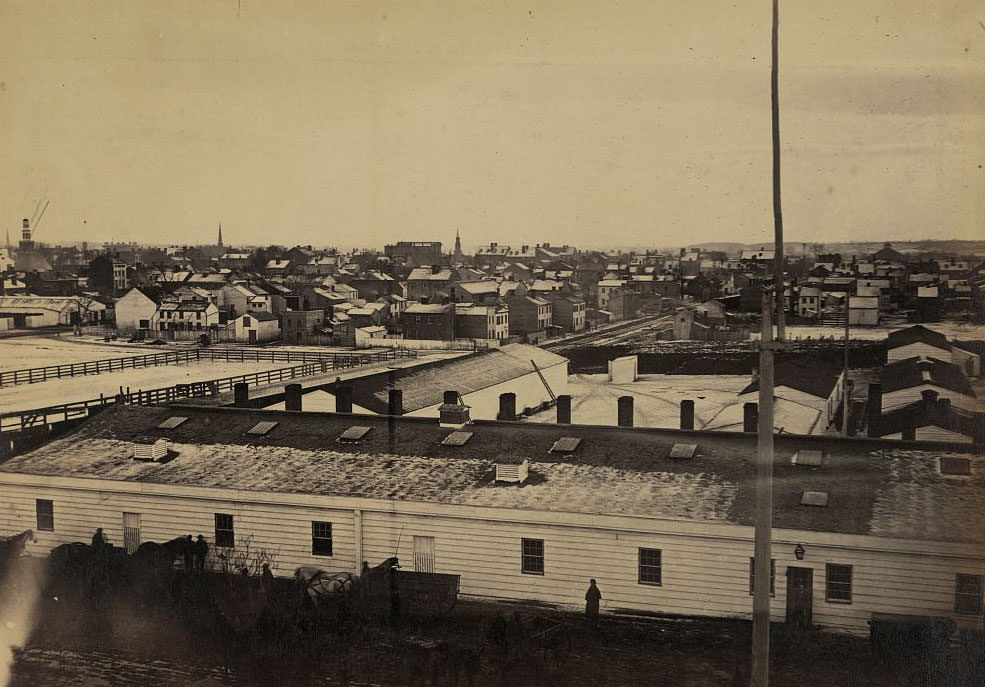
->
[[335, 385, 353, 413], [498, 393, 516, 421], [680, 400, 695, 430], [617, 396, 634, 427], [439, 390, 470, 427], [388, 389, 404, 416], [921, 389, 939, 406], [743, 402, 758, 433], [233, 382, 250, 408], [556, 395, 572, 424], [285, 383, 302, 412]]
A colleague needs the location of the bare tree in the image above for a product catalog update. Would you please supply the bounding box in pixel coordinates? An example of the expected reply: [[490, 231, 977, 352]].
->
[[71, 294, 97, 335]]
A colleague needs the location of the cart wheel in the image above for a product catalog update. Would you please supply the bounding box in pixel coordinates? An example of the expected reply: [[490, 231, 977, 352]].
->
[[416, 590, 457, 617], [540, 629, 572, 673]]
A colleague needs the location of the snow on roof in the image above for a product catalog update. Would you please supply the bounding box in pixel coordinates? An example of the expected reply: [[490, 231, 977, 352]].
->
[[4, 404, 980, 542]]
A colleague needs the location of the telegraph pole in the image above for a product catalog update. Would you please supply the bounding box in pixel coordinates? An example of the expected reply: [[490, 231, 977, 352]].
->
[[771, 0, 785, 342], [752, 1, 783, 684], [752, 288, 775, 687]]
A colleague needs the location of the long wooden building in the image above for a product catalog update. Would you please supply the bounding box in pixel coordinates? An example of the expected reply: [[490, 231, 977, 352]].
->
[[0, 401, 982, 636]]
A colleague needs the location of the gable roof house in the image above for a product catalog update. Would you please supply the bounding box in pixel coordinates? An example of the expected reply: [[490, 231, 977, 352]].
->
[[2, 400, 980, 637], [115, 286, 159, 333], [881, 357, 977, 412]]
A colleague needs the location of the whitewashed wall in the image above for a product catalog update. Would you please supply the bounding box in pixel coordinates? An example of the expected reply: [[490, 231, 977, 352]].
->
[[0, 475, 981, 636]]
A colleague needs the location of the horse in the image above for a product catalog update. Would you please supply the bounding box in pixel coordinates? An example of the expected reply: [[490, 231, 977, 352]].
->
[[295, 566, 356, 607], [0, 530, 36, 568], [46, 541, 129, 598]]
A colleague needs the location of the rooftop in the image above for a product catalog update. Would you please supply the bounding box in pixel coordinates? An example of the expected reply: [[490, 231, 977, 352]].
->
[[886, 325, 951, 352], [882, 356, 975, 397], [347, 343, 566, 413], [2, 404, 980, 544]]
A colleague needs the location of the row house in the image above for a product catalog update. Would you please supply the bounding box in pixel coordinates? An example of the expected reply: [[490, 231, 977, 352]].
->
[[505, 285, 552, 339], [152, 300, 220, 332], [401, 303, 456, 340], [454, 303, 510, 341]]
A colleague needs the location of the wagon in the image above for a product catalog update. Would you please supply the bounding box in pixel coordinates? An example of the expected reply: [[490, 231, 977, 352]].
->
[[351, 561, 460, 618], [486, 612, 572, 674]]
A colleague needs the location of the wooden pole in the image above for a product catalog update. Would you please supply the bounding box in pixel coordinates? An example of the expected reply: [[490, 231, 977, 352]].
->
[[752, 287, 775, 687], [771, 0, 785, 341], [843, 298, 851, 436]]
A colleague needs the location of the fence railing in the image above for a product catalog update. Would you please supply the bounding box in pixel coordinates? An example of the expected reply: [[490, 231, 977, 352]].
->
[[0, 351, 412, 434], [0, 347, 416, 387]]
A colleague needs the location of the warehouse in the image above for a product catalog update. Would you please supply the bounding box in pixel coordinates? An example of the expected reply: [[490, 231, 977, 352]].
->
[[0, 402, 981, 637]]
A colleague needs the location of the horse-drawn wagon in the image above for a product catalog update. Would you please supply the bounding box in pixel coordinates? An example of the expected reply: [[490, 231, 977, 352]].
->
[[296, 556, 460, 619]]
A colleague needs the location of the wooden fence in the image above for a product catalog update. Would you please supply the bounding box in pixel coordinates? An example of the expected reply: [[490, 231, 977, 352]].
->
[[0, 350, 413, 434], [0, 347, 415, 387]]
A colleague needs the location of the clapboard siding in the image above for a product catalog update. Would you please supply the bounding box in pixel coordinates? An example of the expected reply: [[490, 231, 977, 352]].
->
[[1, 480, 981, 636]]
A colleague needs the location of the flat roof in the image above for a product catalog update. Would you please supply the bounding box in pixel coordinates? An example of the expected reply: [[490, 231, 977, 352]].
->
[[2, 403, 981, 544]]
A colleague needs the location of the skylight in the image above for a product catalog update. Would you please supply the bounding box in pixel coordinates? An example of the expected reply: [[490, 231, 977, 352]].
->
[[157, 416, 188, 429], [549, 437, 582, 454], [791, 450, 823, 467], [940, 457, 971, 476], [668, 443, 698, 459], [441, 431, 474, 446], [338, 426, 372, 442], [246, 421, 278, 436], [800, 491, 829, 507]]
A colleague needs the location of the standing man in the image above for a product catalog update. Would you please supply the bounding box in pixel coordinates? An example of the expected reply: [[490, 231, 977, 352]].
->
[[585, 579, 602, 629], [194, 534, 209, 572]]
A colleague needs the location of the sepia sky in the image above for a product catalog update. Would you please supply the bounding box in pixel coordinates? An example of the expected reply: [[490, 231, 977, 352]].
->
[[1, 0, 982, 250]]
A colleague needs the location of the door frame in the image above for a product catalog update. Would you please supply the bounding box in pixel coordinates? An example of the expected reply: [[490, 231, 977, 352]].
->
[[785, 566, 814, 628]]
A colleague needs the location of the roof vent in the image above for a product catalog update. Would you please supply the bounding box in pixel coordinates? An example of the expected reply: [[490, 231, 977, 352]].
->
[[494, 454, 529, 484], [800, 491, 829, 507], [157, 416, 188, 429], [668, 443, 697, 460], [441, 431, 474, 446], [246, 421, 278, 436], [791, 450, 823, 467], [339, 425, 372, 443], [549, 437, 581, 454], [940, 457, 971, 476], [133, 439, 169, 462]]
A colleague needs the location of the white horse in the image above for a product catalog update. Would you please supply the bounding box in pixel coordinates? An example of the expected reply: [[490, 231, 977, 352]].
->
[[295, 565, 355, 607]]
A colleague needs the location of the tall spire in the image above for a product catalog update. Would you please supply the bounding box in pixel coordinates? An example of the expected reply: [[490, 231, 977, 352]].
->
[[453, 228, 463, 262], [217, 223, 223, 248]]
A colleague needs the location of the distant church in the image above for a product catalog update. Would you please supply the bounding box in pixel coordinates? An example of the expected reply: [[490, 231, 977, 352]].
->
[[14, 218, 52, 272]]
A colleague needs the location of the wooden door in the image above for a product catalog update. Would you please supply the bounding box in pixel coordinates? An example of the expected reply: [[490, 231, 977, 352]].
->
[[122, 512, 141, 554], [786, 566, 813, 629], [413, 536, 435, 573], [248, 329, 258, 344]]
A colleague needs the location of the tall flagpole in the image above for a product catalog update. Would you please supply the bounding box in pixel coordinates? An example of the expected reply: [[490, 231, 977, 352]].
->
[[752, 1, 782, 685], [771, 0, 785, 342]]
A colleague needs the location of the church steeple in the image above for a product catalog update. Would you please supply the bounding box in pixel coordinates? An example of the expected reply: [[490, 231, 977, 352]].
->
[[217, 223, 224, 248], [453, 228, 464, 263]]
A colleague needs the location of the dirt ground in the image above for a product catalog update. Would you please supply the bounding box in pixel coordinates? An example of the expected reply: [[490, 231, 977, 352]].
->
[[4, 562, 982, 687]]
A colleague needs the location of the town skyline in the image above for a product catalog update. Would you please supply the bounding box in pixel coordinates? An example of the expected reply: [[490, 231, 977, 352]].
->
[[2, 1, 983, 248]]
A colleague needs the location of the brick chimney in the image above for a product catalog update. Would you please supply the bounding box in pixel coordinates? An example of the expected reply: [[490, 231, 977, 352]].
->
[[743, 402, 758, 433], [556, 395, 572, 424], [285, 383, 302, 412], [680, 400, 694, 430], [439, 390, 470, 426], [617, 396, 634, 427], [498, 393, 516, 421]]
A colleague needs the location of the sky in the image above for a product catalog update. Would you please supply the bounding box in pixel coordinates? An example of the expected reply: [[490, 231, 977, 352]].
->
[[1, 0, 982, 250]]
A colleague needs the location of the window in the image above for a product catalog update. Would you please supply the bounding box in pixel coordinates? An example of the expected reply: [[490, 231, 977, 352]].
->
[[36, 499, 54, 531], [242, 316, 251, 327], [214, 513, 235, 548], [311, 521, 333, 556], [638, 548, 662, 585], [955, 574, 983, 615], [825, 563, 853, 603], [521, 538, 544, 575], [748, 558, 776, 596]]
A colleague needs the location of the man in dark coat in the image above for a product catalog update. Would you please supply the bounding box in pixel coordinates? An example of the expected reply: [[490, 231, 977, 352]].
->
[[194, 534, 209, 572], [585, 579, 602, 629]]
